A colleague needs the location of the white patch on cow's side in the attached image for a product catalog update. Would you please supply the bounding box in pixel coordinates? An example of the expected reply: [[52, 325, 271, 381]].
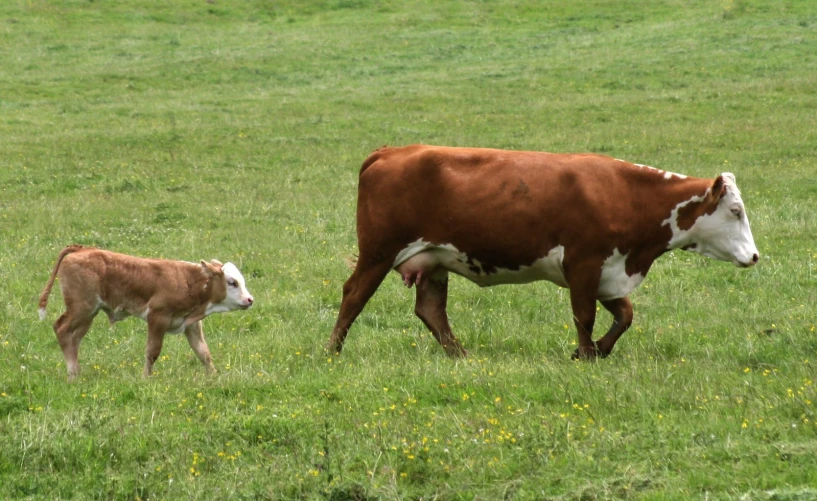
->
[[662, 193, 706, 250], [393, 239, 436, 268], [632, 163, 687, 180], [663, 173, 758, 267], [394, 240, 568, 288], [597, 249, 644, 300], [664, 170, 687, 180]]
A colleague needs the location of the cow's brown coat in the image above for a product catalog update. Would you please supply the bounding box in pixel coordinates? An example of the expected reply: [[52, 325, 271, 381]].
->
[[328, 145, 756, 359]]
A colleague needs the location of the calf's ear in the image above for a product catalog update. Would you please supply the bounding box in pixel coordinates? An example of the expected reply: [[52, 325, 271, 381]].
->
[[200, 260, 215, 276], [209, 259, 223, 270]]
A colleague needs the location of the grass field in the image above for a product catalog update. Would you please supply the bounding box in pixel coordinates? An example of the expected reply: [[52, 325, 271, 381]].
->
[[2, 0, 816, 499]]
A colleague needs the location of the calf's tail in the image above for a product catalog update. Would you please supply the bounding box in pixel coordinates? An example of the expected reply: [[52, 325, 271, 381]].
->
[[38, 245, 84, 320]]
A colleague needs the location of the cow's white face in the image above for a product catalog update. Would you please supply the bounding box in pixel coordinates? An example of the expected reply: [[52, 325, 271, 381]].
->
[[221, 262, 254, 309], [685, 173, 759, 267]]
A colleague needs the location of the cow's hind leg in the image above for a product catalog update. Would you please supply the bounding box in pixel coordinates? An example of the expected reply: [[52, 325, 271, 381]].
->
[[414, 270, 467, 357], [184, 321, 216, 373], [53, 308, 95, 381], [594, 297, 633, 357], [327, 258, 393, 354]]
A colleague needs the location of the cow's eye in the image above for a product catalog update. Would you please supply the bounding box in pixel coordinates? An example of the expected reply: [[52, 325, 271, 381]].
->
[[731, 207, 741, 218], [227, 279, 238, 287]]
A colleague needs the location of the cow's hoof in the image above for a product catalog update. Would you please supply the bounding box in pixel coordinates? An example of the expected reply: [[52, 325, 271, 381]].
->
[[324, 344, 343, 356], [447, 347, 468, 358], [571, 343, 609, 360]]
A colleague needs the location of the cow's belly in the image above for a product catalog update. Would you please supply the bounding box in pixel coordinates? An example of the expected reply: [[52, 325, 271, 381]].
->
[[394, 240, 568, 288], [394, 240, 645, 299]]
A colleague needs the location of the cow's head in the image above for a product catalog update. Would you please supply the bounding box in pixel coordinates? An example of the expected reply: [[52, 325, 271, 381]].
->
[[201, 259, 255, 312], [680, 173, 759, 267]]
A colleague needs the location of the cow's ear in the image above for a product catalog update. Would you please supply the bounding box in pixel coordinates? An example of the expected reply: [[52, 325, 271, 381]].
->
[[200, 260, 214, 276], [210, 259, 223, 270], [709, 175, 727, 202]]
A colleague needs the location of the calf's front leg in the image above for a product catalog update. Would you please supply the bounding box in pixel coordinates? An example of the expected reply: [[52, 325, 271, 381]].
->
[[144, 315, 170, 378], [184, 321, 216, 373]]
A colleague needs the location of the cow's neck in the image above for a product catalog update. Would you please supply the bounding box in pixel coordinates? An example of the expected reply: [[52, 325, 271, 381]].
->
[[656, 176, 715, 252], [622, 174, 713, 269]]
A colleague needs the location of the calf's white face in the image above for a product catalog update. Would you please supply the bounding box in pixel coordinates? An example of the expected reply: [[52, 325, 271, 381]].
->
[[687, 173, 759, 267], [223, 262, 254, 309], [207, 262, 254, 315]]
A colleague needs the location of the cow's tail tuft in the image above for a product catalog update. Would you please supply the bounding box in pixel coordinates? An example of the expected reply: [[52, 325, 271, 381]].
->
[[38, 245, 85, 320], [343, 254, 359, 270]]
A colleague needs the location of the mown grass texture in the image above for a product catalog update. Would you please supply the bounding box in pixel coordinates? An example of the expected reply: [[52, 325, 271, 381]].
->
[[1, 0, 816, 499]]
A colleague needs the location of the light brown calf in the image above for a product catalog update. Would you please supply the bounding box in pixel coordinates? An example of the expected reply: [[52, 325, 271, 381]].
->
[[39, 245, 254, 380]]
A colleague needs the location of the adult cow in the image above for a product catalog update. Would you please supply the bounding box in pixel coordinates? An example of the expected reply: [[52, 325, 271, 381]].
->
[[327, 145, 759, 359]]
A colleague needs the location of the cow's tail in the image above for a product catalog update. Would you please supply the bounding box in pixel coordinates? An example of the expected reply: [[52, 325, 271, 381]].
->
[[38, 245, 84, 320], [359, 145, 389, 176], [343, 254, 358, 270]]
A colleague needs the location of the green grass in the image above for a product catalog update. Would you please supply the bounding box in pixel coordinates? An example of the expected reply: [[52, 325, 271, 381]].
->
[[2, 0, 816, 498]]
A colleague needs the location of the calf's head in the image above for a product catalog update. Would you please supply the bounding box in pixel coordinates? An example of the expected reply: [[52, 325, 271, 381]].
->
[[683, 173, 759, 267], [202, 260, 255, 313]]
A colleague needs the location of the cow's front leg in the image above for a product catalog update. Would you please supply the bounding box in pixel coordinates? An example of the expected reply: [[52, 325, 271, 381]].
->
[[184, 321, 216, 373], [565, 265, 602, 360], [144, 315, 170, 378], [570, 299, 599, 360], [594, 297, 634, 357]]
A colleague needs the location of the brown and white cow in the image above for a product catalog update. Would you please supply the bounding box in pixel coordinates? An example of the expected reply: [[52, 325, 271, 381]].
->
[[38, 245, 254, 380], [327, 145, 759, 359]]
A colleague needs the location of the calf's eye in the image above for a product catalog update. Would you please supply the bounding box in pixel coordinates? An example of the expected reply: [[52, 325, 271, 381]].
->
[[731, 207, 741, 218], [227, 279, 238, 287]]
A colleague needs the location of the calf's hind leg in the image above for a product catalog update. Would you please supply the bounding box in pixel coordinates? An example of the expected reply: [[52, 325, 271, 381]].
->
[[414, 271, 467, 357], [54, 312, 94, 381]]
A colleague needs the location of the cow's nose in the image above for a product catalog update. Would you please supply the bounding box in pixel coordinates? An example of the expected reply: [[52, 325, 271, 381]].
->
[[752, 253, 759, 264], [247, 296, 254, 306]]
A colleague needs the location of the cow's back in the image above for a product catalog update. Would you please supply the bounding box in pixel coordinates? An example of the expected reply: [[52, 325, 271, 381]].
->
[[356, 145, 639, 267]]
